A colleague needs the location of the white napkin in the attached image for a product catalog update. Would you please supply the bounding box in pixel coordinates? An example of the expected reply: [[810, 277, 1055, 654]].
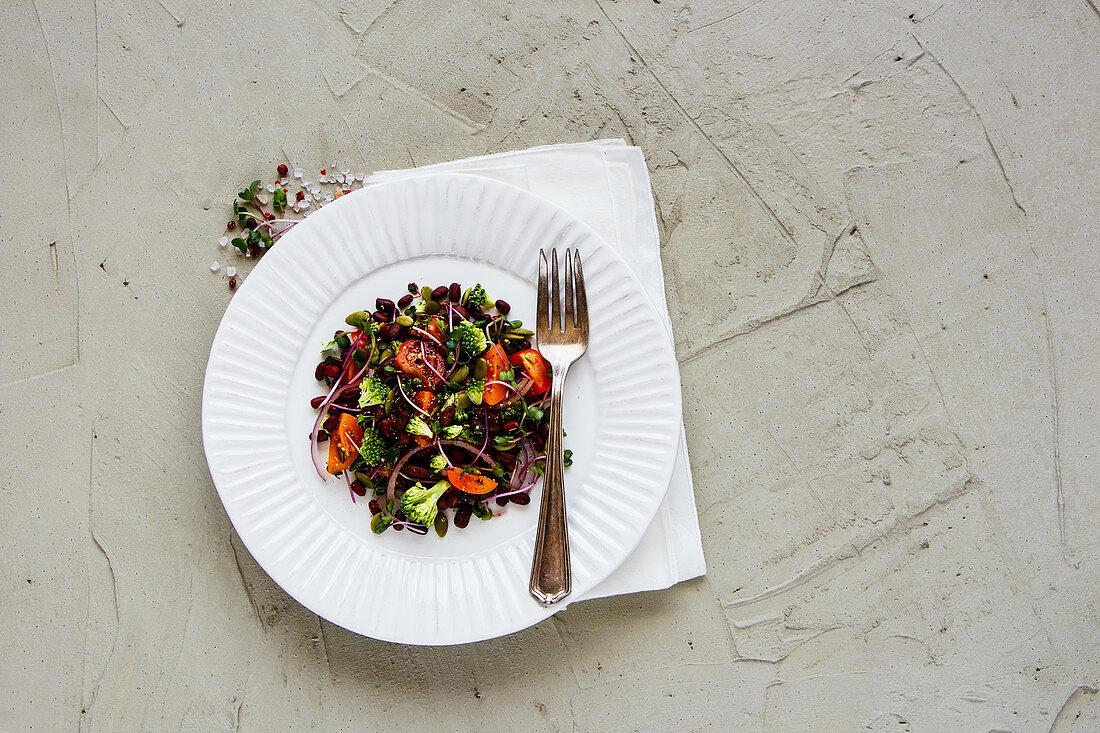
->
[[368, 140, 706, 600]]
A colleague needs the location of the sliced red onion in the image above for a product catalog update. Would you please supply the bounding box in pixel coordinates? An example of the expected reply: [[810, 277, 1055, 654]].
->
[[495, 376, 533, 409], [385, 439, 497, 512]]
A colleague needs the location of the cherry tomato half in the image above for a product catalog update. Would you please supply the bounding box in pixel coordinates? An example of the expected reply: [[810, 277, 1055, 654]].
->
[[327, 413, 363, 474], [509, 348, 552, 396], [447, 467, 498, 495], [395, 340, 445, 388]]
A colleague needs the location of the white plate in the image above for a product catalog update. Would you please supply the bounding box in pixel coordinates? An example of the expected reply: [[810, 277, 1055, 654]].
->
[[201, 173, 682, 645]]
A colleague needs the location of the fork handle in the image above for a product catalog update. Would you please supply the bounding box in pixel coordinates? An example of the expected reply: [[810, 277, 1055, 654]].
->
[[529, 362, 571, 605]]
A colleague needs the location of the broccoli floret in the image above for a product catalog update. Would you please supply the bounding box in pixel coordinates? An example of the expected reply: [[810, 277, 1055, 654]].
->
[[439, 425, 465, 440], [450, 320, 488, 357], [428, 453, 449, 474], [405, 415, 434, 439], [357, 377, 389, 409], [400, 480, 451, 526], [463, 283, 491, 307], [358, 428, 388, 467], [465, 377, 485, 406]]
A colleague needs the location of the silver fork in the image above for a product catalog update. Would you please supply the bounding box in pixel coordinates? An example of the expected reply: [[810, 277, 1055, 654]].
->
[[530, 248, 589, 605]]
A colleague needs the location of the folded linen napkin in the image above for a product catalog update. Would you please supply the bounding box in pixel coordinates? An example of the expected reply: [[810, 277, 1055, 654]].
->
[[367, 140, 706, 600]]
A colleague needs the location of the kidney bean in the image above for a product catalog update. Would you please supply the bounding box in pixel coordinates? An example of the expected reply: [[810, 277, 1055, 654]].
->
[[450, 282, 461, 301], [368, 499, 381, 514], [323, 414, 339, 432], [495, 299, 510, 314], [503, 420, 519, 432], [392, 522, 404, 531], [440, 404, 455, 426], [376, 297, 395, 314], [371, 310, 388, 323], [510, 492, 531, 506], [398, 293, 414, 309], [454, 504, 473, 529], [495, 496, 509, 506], [537, 424, 550, 441], [450, 304, 469, 320], [351, 481, 367, 497], [310, 395, 326, 409], [324, 364, 341, 378], [405, 465, 430, 479], [314, 362, 326, 381], [432, 285, 449, 300], [496, 451, 516, 469]]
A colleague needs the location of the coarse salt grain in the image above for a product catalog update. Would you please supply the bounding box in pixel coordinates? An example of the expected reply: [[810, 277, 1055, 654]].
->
[[325, 193, 334, 202], [226, 266, 237, 277], [294, 167, 303, 179], [211, 261, 220, 272], [265, 183, 276, 192], [219, 236, 228, 247], [341, 168, 351, 177], [256, 193, 268, 204], [299, 199, 311, 209]]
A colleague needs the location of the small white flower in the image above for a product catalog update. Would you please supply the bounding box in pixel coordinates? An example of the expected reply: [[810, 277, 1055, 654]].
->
[[211, 261, 221, 272], [219, 236, 228, 247]]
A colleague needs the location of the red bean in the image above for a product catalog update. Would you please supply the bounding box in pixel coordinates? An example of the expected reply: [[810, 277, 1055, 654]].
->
[[405, 465, 430, 479], [440, 405, 455, 426], [368, 499, 381, 514], [371, 311, 388, 323], [392, 522, 404, 531], [314, 362, 326, 381], [324, 364, 341, 378], [451, 305, 470, 320], [310, 395, 325, 409], [398, 294, 414, 309], [503, 420, 519, 432], [323, 414, 339, 432], [453, 505, 472, 529], [495, 299, 511, 314], [351, 481, 367, 497], [495, 496, 509, 506], [450, 283, 461, 301], [510, 492, 531, 506], [432, 285, 449, 300], [376, 298, 395, 314]]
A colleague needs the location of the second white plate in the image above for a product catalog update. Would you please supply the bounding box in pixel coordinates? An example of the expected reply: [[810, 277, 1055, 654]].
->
[[202, 173, 683, 644]]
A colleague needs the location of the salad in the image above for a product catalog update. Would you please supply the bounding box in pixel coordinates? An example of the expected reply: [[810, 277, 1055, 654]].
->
[[310, 281, 570, 537]]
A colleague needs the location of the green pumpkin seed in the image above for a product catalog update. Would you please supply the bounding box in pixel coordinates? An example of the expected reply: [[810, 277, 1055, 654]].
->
[[395, 315, 414, 327], [434, 513, 448, 538], [448, 365, 469, 384], [473, 358, 488, 379]]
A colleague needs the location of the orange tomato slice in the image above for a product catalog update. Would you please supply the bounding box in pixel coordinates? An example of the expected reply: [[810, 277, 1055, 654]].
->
[[483, 343, 510, 405], [447, 467, 498, 495], [327, 412, 363, 474]]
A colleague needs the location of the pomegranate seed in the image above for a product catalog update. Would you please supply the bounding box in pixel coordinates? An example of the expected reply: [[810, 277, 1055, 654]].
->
[[296, 190, 305, 201], [264, 212, 274, 220], [277, 163, 288, 176], [228, 276, 237, 290], [227, 221, 236, 230], [320, 168, 326, 175]]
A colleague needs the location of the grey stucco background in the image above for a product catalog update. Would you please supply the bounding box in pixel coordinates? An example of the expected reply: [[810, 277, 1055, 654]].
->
[[2, 1, 1098, 730]]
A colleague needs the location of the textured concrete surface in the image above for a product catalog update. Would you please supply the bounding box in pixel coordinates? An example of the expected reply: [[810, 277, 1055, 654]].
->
[[3, 1, 1099, 730]]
